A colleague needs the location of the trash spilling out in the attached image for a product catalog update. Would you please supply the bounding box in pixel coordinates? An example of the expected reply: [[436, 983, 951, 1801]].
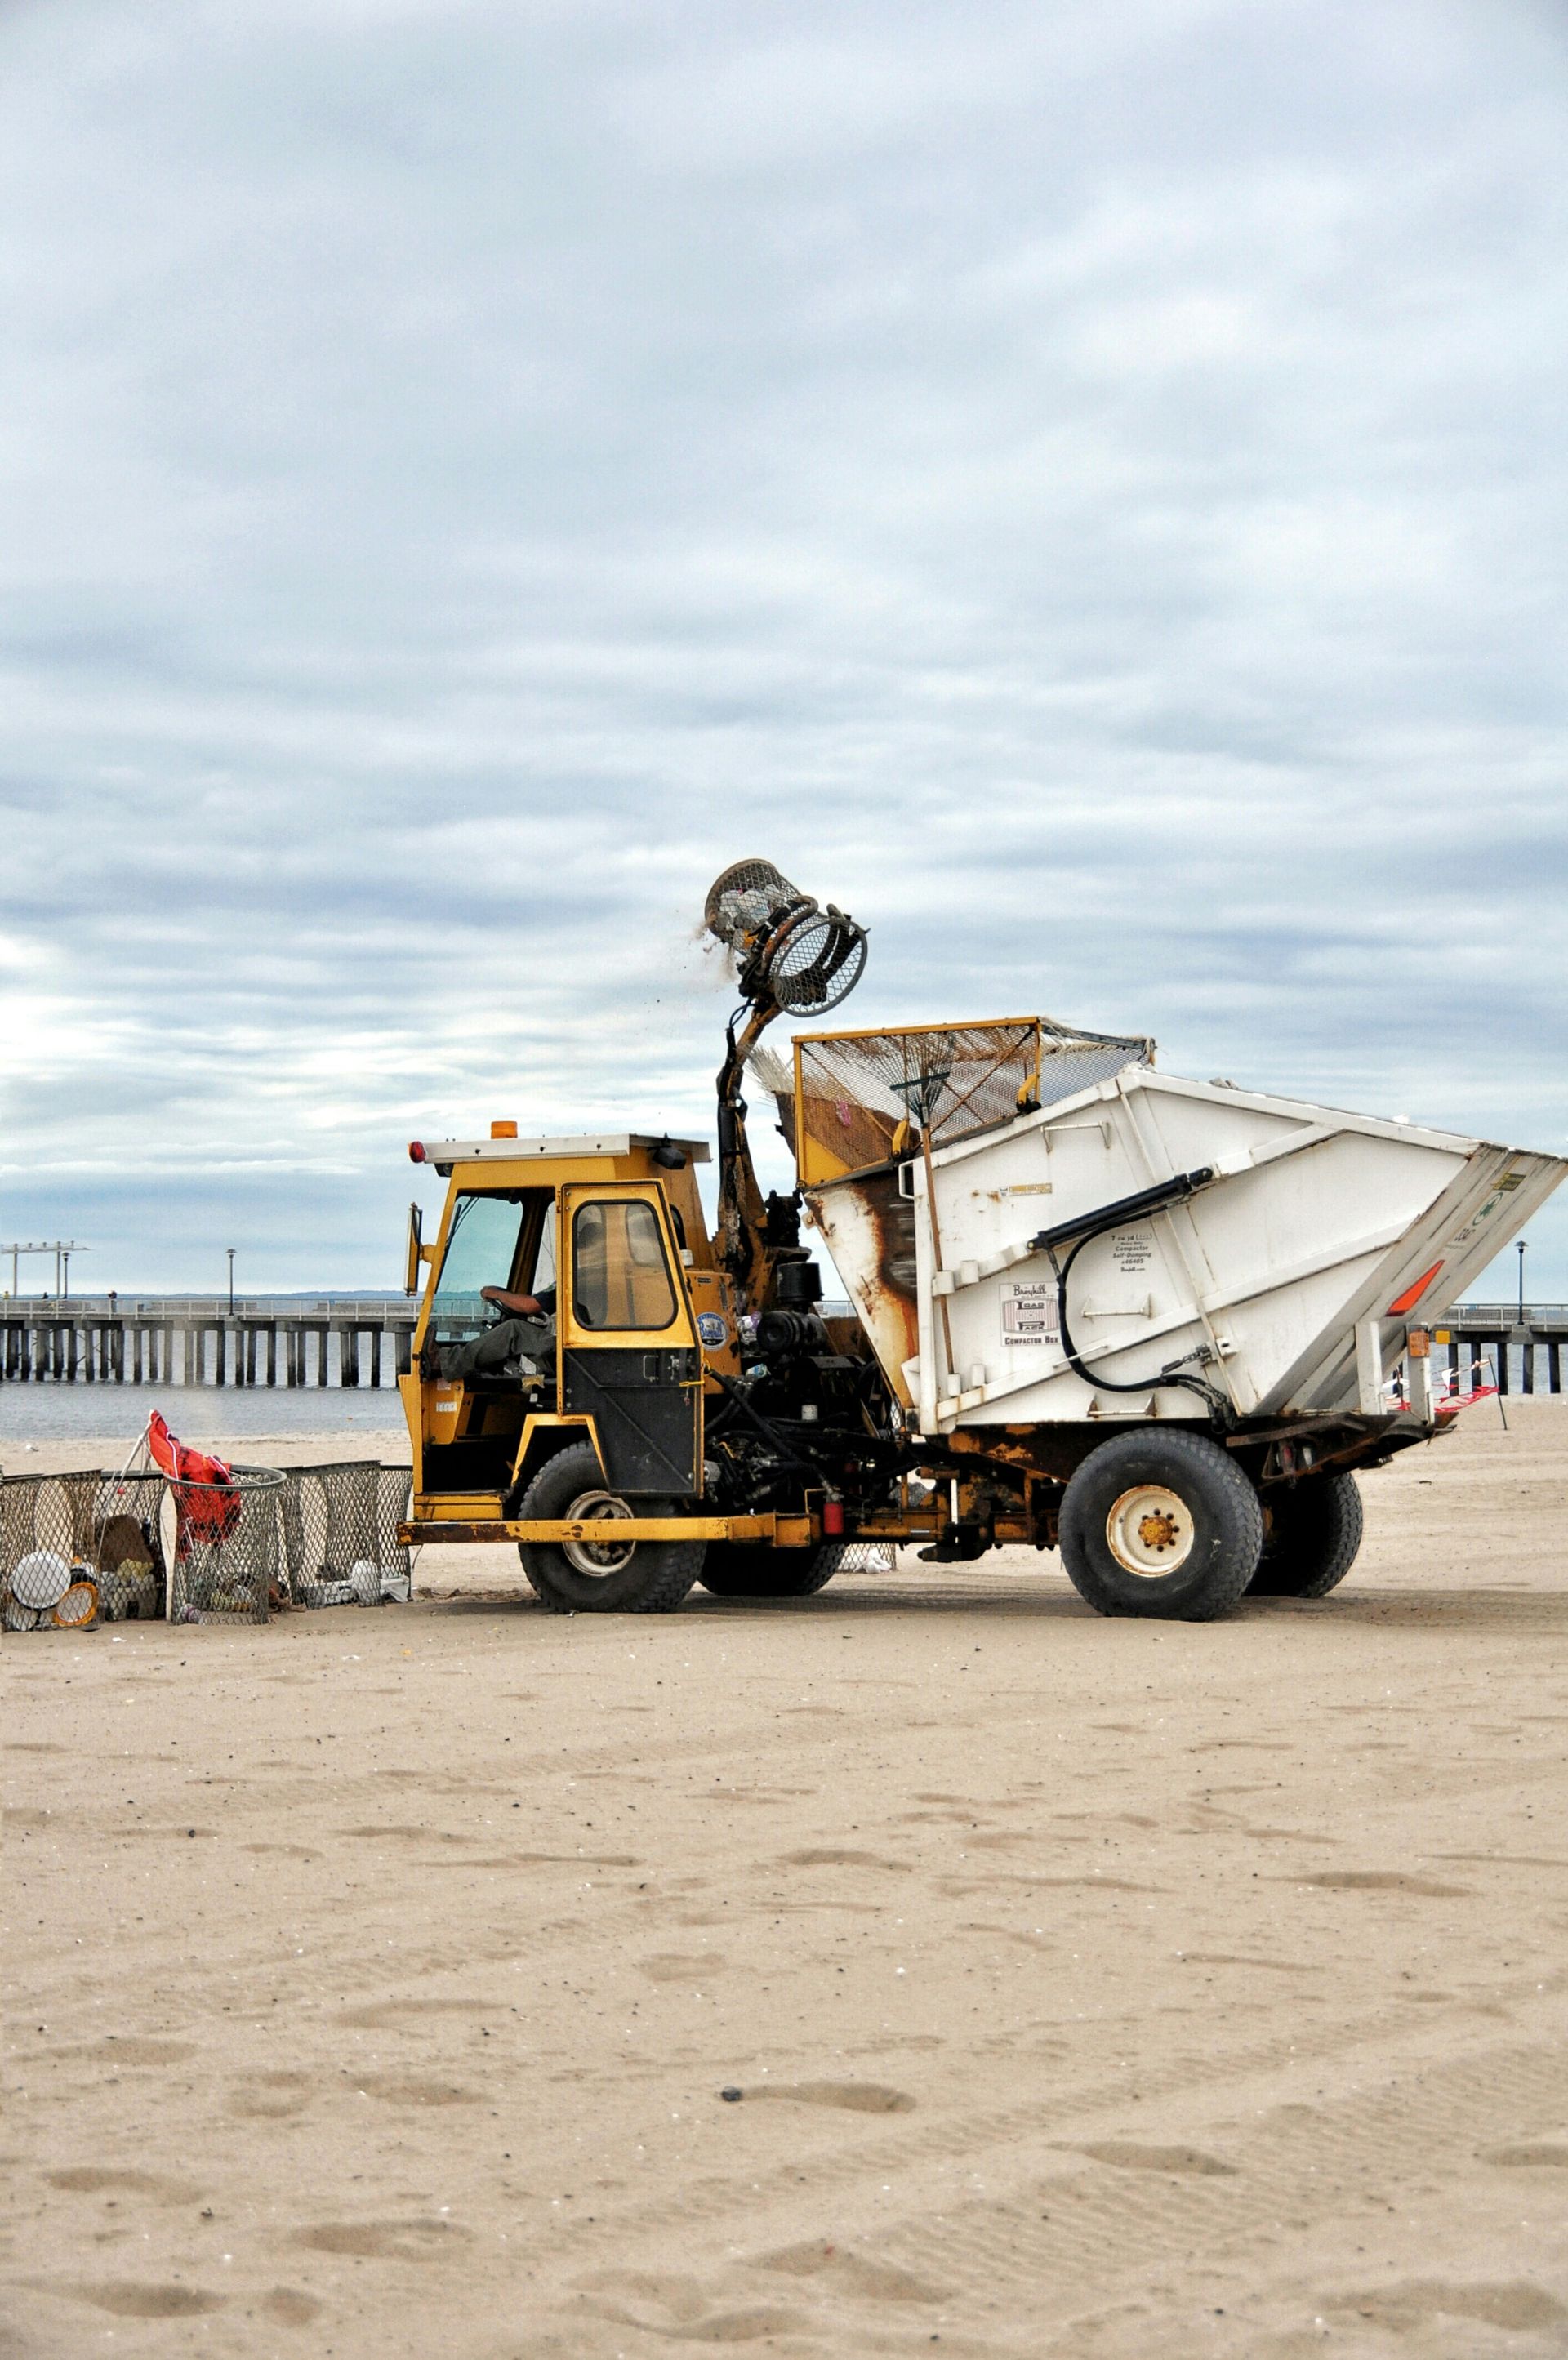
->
[[0, 1417, 414, 1630]]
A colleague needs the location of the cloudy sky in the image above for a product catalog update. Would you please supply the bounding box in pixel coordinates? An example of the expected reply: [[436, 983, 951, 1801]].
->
[[2, 0, 1566, 1298]]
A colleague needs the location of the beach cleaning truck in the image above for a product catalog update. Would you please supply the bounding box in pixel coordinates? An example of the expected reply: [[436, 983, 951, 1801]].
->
[[398, 862, 1565, 1621]]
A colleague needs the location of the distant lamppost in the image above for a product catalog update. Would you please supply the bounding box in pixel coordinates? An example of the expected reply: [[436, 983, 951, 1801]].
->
[[1517, 1237, 1527, 1326], [227, 1248, 236, 1315]]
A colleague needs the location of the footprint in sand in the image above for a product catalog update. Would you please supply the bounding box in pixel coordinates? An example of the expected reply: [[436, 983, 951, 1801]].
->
[[341, 1825, 477, 1844], [97, 2038, 194, 2068], [1292, 1871, 1470, 1897], [56, 2281, 226, 2318], [336, 1997, 492, 2029], [358, 2075, 479, 2107], [260, 2287, 323, 2327], [1080, 2141, 1237, 2176], [46, 2167, 198, 2203], [780, 1848, 910, 1872], [572, 2269, 811, 2343], [764, 2241, 947, 2301], [730, 2082, 915, 2114], [230, 2070, 313, 2121], [639, 1954, 727, 1984], [1328, 2281, 1568, 2332], [295, 2219, 471, 2261]]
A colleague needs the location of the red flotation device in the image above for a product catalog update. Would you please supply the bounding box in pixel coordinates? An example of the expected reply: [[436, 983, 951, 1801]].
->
[[148, 1412, 240, 1546]]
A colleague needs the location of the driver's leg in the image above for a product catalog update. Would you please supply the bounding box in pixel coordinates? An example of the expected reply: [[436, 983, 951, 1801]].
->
[[469, 1316, 554, 1376]]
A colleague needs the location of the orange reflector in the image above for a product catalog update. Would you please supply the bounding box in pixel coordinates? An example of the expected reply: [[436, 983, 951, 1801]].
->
[[491, 1120, 518, 1139], [1387, 1261, 1444, 1317]]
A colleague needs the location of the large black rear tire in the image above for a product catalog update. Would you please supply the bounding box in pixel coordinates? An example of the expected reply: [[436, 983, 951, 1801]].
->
[[698, 1542, 844, 1599], [1058, 1428, 1263, 1621], [1249, 1472, 1363, 1598], [517, 1442, 705, 1614]]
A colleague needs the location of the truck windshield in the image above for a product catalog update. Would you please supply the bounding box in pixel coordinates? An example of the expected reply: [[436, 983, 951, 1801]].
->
[[431, 1194, 526, 1344]]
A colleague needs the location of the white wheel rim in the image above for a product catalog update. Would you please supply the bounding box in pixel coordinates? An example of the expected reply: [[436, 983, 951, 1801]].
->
[[1105, 1484, 1195, 1578], [562, 1489, 637, 1576]]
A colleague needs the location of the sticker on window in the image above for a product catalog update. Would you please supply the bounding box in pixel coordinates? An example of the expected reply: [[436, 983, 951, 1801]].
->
[[1000, 1280, 1060, 1347]]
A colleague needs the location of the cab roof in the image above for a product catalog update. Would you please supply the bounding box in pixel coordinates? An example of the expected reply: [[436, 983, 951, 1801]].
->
[[411, 1132, 711, 1179]]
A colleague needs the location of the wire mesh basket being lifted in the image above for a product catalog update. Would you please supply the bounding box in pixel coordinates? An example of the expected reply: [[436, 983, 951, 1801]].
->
[[783, 1016, 1156, 1187], [280, 1462, 413, 1606]]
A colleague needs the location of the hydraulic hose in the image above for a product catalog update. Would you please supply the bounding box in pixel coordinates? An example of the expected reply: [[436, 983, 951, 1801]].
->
[[1028, 1167, 1234, 1426]]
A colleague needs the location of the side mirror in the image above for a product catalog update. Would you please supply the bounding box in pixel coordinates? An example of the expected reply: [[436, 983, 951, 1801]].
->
[[404, 1202, 423, 1298]]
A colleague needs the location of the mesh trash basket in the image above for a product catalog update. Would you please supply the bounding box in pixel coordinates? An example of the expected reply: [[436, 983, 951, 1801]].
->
[[2, 1475, 80, 1629], [167, 1466, 283, 1624], [1, 1469, 167, 1629], [375, 1466, 414, 1601], [76, 1472, 168, 1622], [280, 1463, 413, 1605], [838, 1542, 898, 1573]]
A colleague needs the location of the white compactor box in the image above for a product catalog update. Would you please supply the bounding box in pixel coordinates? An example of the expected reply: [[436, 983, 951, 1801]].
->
[[760, 1017, 1565, 1615]]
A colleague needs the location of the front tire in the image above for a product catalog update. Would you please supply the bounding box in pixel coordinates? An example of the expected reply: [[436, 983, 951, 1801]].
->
[[1058, 1428, 1263, 1621], [698, 1543, 844, 1599], [1249, 1472, 1363, 1598], [517, 1442, 705, 1614]]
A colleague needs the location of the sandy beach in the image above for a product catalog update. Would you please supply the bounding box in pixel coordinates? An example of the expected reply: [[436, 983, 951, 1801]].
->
[[4, 1399, 1568, 2358]]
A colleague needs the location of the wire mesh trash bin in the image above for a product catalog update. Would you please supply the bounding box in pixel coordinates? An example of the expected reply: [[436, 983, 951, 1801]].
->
[[167, 1466, 284, 1624], [73, 1471, 168, 1622], [375, 1466, 414, 1601], [837, 1542, 898, 1573], [2, 1469, 169, 1629], [280, 1463, 415, 1605], [3, 1474, 91, 1629]]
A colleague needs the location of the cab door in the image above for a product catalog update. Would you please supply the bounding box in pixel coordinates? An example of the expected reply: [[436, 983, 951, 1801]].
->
[[559, 1183, 703, 1496]]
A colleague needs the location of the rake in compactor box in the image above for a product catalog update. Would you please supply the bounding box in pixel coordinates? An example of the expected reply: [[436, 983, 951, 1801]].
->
[[398, 861, 1565, 1621]]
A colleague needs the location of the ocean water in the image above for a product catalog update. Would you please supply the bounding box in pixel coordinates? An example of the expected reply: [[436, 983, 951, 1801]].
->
[[0, 1383, 407, 1449]]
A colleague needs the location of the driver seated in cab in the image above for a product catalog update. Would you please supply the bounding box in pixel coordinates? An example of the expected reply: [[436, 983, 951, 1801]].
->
[[431, 1282, 556, 1383]]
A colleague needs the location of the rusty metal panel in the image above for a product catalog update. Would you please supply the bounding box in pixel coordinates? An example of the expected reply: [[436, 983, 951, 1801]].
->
[[805, 1165, 919, 1406]]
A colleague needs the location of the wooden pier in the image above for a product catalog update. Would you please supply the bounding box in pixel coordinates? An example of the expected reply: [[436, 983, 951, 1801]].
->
[[3, 1294, 1565, 1397], [1435, 1306, 1568, 1396], [0, 1296, 416, 1388]]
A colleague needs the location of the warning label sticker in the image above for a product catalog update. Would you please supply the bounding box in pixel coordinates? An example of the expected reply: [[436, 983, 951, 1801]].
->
[[1000, 1280, 1060, 1348]]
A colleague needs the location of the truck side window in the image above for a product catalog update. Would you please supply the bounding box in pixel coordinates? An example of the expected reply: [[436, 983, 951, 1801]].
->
[[572, 1200, 678, 1331], [432, 1194, 526, 1343]]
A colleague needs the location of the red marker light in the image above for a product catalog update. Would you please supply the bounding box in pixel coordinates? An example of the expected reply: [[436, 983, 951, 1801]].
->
[[822, 1498, 845, 1536], [408, 1141, 427, 1164]]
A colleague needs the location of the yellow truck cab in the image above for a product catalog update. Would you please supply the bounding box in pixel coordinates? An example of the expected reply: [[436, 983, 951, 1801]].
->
[[399, 1128, 826, 1610]]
